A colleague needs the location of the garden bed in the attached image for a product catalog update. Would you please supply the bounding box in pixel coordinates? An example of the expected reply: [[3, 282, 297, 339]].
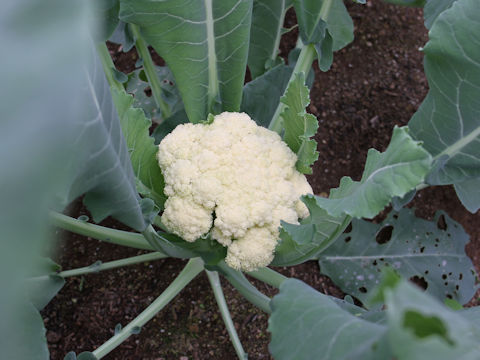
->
[[43, 1, 480, 359]]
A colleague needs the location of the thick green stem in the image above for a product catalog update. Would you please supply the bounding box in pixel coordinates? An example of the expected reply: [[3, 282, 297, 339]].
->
[[247, 267, 288, 289], [206, 271, 248, 360], [58, 252, 166, 278], [92, 257, 204, 359], [268, 43, 316, 134], [49, 211, 155, 251], [96, 42, 124, 93], [217, 262, 271, 314], [130, 24, 171, 120]]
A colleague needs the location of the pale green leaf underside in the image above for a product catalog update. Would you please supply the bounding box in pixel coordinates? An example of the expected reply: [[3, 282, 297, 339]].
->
[[248, 0, 288, 79], [112, 89, 167, 208], [269, 279, 390, 360], [319, 208, 476, 306], [409, 0, 480, 195], [385, 280, 480, 360], [119, 0, 252, 123], [314, 126, 432, 219], [65, 48, 148, 231], [281, 72, 319, 174]]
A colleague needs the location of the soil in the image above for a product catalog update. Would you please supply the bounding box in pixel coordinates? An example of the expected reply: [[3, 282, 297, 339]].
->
[[43, 1, 480, 359]]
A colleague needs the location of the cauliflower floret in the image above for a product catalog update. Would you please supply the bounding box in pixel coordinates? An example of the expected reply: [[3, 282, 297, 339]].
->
[[157, 112, 313, 271]]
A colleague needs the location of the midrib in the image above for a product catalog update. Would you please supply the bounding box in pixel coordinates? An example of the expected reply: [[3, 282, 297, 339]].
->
[[435, 123, 480, 160], [205, 0, 219, 111]]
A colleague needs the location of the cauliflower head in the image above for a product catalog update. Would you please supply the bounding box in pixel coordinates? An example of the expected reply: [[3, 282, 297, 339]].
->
[[157, 112, 313, 271]]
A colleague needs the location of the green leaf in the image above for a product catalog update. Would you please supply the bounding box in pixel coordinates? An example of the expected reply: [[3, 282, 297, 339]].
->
[[119, 0, 253, 123], [320, 208, 476, 306], [423, 0, 457, 29], [241, 63, 293, 128], [248, 0, 289, 78], [91, 0, 120, 42], [408, 0, 480, 212], [384, 279, 480, 360], [314, 126, 432, 218], [268, 279, 392, 360], [0, 0, 90, 358], [61, 47, 149, 231], [111, 88, 167, 208], [26, 258, 65, 310], [280, 72, 319, 174], [125, 67, 183, 124], [293, 0, 354, 71], [241, 49, 315, 128], [272, 195, 350, 266], [152, 109, 189, 145]]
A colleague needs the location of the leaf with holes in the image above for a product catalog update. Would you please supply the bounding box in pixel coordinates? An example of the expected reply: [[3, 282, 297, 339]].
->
[[269, 279, 393, 360], [408, 0, 480, 212], [382, 278, 480, 360], [119, 0, 252, 122], [319, 208, 476, 306], [125, 67, 183, 124]]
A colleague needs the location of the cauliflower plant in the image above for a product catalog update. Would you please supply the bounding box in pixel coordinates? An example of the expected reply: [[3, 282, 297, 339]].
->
[[157, 112, 313, 271]]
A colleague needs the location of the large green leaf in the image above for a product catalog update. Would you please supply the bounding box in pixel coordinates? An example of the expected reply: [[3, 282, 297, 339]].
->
[[0, 0, 91, 359], [314, 127, 432, 219], [319, 208, 476, 306], [248, 0, 289, 79], [293, 0, 353, 71], [423, 0, 457, 29], [269, 279, 392, 360], [280, 72, 319, 174], [273, 196, 350, 266], [62, 47, 150, 231], [111, 89, 167, 207], [119, 0, 253, 123], [383, 279, 480, 360], [408, 0, 480, 212]]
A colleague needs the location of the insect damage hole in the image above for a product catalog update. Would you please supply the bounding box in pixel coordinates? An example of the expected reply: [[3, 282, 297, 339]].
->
[[144, 87, 152, 97], [410, 276, 428, 290], [437, 214, 447, 230], [376, 225, 393, 244]]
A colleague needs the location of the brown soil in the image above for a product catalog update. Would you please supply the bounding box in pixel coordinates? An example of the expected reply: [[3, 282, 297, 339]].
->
[[43, 1, 480, 359]]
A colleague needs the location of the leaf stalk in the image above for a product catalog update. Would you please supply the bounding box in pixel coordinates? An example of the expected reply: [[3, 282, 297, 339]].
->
[[92, 257, 204, 359], [130, 24, 172, 120], [206, 270, 248, 360], [49, 211, 155, 251]]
